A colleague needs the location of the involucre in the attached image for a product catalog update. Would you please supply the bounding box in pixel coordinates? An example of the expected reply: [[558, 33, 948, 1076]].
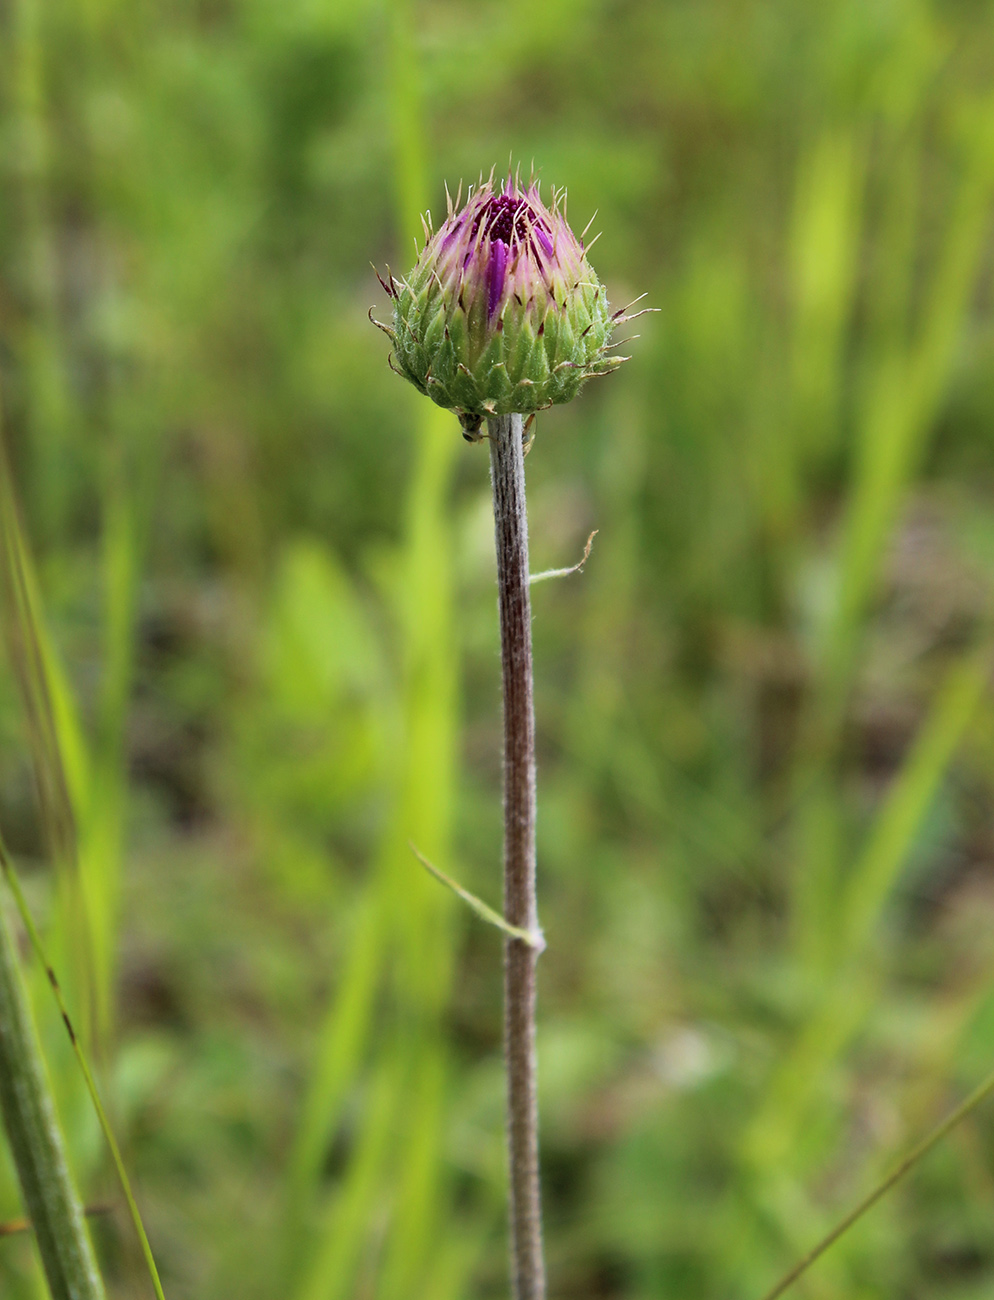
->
[[373, 170, 642, 437]]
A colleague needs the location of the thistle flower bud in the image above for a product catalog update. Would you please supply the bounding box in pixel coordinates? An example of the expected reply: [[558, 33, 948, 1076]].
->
[[373, 170, 644, 436]]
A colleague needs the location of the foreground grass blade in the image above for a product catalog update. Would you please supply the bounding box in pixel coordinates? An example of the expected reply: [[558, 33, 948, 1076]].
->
[[0, 838, 166, 1300], [0, 894, 105, 1300], [759, 1063, 994, 1300]]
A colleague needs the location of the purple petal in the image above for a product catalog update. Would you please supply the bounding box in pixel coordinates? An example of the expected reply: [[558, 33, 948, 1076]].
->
[[487, 238, 508, 321], [534, 226, 554, 258]]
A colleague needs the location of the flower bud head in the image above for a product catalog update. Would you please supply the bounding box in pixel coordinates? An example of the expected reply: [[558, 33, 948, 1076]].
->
[[374, 171, 637, 434]]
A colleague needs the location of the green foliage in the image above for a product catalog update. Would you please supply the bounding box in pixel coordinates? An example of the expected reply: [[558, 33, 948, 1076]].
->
[[3, 0, 994, 1297]]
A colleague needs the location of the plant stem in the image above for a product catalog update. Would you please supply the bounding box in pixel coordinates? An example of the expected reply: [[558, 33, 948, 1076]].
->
[[488, 412, 545, 1300], [0, 902, 105, 1300]]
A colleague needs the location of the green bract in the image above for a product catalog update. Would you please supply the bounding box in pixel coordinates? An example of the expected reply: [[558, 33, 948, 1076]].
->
[[373, 171, 638, 436]]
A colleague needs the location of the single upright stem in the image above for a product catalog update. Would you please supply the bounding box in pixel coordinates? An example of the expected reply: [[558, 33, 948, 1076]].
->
[[0, 903, 105, 1300], [488, 412, 545, 1300]]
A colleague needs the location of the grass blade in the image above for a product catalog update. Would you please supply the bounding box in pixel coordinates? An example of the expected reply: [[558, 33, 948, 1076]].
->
[[0, 836, 166, 1300], [839, 646, 991, 960], [759, 1064, 994, 1300], [295, 1062, 398, 1300], [0, 892, 105, 1300], [749, 643, 990, 1168]]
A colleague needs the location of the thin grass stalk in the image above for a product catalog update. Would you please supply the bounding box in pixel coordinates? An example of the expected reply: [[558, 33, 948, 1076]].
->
[[759, 1061, 994, 1300], [0, 438, 77, 881], [488, 412, 545, 1300], [0, 901, 105, 1300]]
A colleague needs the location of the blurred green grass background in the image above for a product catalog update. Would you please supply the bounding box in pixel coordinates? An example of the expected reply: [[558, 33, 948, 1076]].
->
[[4, 0, 994, 1296]]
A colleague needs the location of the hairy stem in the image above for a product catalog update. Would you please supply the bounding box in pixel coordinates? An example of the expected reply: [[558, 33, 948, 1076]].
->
[[0, 902, 105, 1300], [488, 412, 545, 1300]]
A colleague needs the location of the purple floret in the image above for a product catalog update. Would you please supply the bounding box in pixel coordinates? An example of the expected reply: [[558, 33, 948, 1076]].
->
[[487, 239, 509, 321]]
